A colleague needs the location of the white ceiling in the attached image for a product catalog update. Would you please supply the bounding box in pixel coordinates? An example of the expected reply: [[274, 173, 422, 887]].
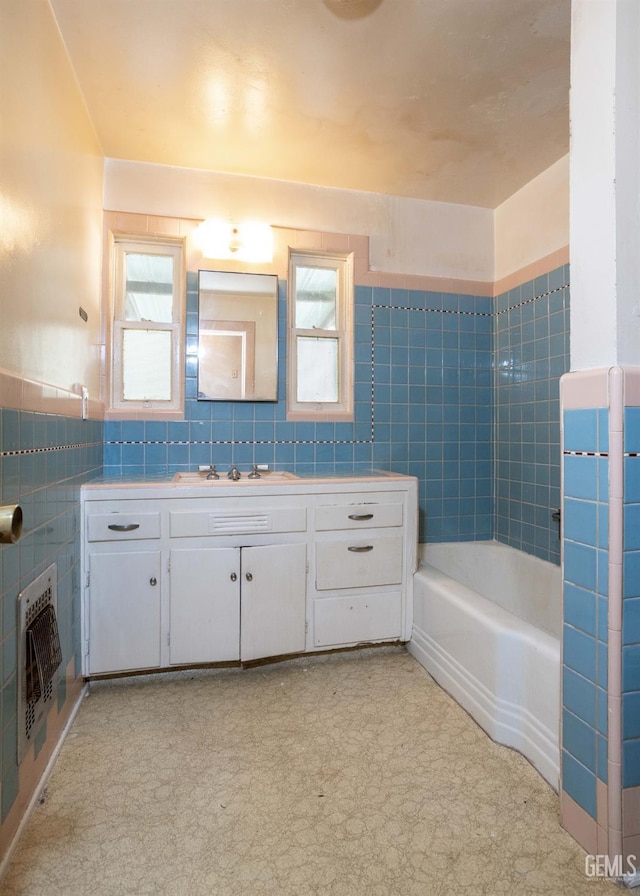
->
[[50, 0, 570, 209]]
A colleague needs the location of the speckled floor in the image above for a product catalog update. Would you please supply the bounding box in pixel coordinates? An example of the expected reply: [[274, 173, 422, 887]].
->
[[1, 647, 618, 895]]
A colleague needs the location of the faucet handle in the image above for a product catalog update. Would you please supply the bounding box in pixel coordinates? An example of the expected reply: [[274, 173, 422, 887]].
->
[[248, 464, 261, 479]]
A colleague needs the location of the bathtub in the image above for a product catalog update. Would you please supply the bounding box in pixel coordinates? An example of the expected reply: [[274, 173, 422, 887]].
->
[[408, 540, 561, 789]]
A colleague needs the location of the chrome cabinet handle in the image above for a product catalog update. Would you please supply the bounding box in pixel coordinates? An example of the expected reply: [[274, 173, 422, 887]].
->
[[348, 545, 374, 553], [149, 577, 157, 586], [348, 513, 374, 521], [245, 572, 253, 582], [108, 523, 140, 532], [230, 572, 237, 582]]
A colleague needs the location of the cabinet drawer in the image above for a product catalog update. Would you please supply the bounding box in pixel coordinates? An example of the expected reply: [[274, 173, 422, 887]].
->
[[87, 512, 161, 542], [315, 501, 403, 531], [170, 506, 307, 537], [316, 535, 403, 590], [313, 592, 402, 646]]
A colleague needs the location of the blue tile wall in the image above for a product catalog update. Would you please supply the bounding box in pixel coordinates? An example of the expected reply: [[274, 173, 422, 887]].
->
[[623, 406, 640, 789], [0, 409, 103, 821], [103, 265, 569, 553], [494, 266, 570, 564], [104, 274, 494, 543], [561, 407, 609, 818]]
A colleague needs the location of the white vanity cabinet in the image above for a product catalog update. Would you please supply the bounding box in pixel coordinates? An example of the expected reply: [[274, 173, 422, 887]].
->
[[168, 547, 240, 665], [81, 472, 418, 677], [311, 493, 407, 648], [168, 542, 307, 665], [84, 504, 163, 675], [238, 542, 307, 661], [166, 496, 308, 666]]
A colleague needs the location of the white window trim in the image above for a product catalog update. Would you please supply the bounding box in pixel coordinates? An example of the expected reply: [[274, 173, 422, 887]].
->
[[287, 250, 354, 422], [107, 236, 185, 419]]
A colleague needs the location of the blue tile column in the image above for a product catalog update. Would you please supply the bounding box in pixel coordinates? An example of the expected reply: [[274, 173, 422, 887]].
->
[[562, 407, 609, 820], [623, 408, 640, 795], [560, 371, 640, 865]]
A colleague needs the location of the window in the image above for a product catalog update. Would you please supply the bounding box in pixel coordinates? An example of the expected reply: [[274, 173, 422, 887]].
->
[[287, 251, 354, 420], [110, 239, 184, 416]]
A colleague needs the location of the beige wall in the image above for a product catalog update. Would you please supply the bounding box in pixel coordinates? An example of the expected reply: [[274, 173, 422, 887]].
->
[[104, 159, 495, 283], [494, 154, 569, 283], [0, 0, 103, 399], [104, 154, 570, 289], [0, 0, 569, 405]]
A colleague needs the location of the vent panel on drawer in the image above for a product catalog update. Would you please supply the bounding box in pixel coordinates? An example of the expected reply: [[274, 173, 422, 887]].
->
[[210, 513, 271, 533], [170, 506, 307, 537]]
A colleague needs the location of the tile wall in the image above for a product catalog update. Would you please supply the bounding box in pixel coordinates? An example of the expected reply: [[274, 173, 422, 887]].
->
[[494, 265, 571, 564], [623, 406, 640, 858], [559, 367, 640, 865], [0, 409, 103, 823], [561, 407, 610, 820], [104, 274, 494, 543], [104, 266, 568, 556]]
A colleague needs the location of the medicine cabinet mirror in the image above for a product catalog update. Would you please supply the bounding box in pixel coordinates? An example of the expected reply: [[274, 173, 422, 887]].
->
[[197, 270, 278, 401]]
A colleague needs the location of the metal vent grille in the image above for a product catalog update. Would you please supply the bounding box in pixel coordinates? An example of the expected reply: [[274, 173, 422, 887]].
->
[[208, 512, 272, 533], [18, 563, 61, 763]]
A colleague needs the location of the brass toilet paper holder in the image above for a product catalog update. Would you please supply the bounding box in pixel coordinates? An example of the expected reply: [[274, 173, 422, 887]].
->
[[0, 504, 23, 543]]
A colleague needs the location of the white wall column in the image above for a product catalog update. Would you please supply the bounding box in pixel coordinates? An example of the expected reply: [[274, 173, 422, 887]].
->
[[570, 0, 640, 371]]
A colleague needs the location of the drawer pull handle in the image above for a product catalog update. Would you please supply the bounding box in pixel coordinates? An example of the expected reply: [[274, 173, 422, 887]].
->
[[149, 577, 157, 587], [348, 513, 374, 521], [348, 545, 374, 553], [107, 523, 140, 532], [230, 572, 237, 582], [246, 572, 253, 582]]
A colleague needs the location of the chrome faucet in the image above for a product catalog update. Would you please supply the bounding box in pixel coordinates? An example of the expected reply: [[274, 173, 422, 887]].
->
[[248, 464, 261, 479], [198, 464, 219, 480], [228, 465, 241, 481]]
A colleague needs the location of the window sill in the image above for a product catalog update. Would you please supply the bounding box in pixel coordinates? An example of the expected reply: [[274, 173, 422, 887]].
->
[[104, 407, 185, 421], [286, 408, 354, 423]]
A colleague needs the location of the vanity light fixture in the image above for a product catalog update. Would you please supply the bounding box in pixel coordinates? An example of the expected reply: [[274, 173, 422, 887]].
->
[[196, 218, 274, 263]]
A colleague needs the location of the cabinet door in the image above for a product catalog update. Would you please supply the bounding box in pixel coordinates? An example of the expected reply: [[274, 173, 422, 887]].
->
[[169, 547, 240, 664], [88, 550, 162, 675], [240, 543, 306, 662]]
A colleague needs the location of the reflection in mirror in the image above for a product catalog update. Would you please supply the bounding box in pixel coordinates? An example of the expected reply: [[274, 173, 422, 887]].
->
[[198, 270, 278, 401]]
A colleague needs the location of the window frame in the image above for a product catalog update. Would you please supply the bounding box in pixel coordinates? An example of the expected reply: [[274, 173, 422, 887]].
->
[[287, 250, 354, 422], [108, 236, 185, 419]]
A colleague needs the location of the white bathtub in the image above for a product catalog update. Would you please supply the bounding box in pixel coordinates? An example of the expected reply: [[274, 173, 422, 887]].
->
[[408, 540, 561, 788]]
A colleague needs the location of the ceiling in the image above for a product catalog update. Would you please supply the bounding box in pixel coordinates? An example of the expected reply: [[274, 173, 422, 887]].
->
[[49, 0, 571, 209]]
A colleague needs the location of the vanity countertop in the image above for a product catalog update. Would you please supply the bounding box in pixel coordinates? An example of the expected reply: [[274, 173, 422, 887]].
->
[[82, 468, 416, 498]]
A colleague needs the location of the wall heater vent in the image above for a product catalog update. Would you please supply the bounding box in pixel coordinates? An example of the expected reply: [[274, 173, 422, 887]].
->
[[17, 563, 62, 763]]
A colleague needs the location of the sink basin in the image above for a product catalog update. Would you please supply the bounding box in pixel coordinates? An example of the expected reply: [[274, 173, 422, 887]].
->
[[172, 470, 299, 484]]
